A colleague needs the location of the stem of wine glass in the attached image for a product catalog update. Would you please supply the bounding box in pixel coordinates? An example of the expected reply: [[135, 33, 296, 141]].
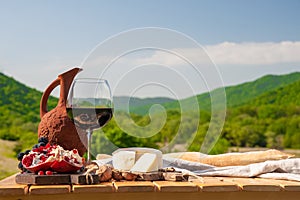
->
[[86, 129, 92, 164]]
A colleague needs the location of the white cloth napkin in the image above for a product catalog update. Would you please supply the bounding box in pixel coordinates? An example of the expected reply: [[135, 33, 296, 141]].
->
[[163, 157, 300, 182]]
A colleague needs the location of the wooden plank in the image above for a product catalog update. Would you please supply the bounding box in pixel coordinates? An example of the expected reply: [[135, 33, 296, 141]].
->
[[153, 181, 198, 192], [73, 182, 114, 193], [222, 177, 282, 191], [29, 185, 71, 195], [113, 181, 155, 192], [258, 179, 300, 191], [0, 174, 28, 196], [194, 177, 240, 192], [0, 185, 27, 197], [3, 191, 298, 200]]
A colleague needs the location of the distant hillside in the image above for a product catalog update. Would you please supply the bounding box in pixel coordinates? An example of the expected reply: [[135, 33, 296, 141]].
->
[[224, 72, 300, 107], [221, 79, 300, 150], [0, 72, 42, 123], [113, 96, 175, 115], [113, 96, 174, 110], [0, 72, 57, 124], [249, 79, 300, 106], [0, 72, 57, 150], [110, 72, 300, 115], [157, 72, 300, 113]]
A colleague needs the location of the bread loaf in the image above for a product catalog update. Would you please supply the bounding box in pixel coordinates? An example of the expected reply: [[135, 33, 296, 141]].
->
[[163, 149, 294, 167]]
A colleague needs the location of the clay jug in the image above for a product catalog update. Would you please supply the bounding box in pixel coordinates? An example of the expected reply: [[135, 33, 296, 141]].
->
[[38, 68, 87, 156]]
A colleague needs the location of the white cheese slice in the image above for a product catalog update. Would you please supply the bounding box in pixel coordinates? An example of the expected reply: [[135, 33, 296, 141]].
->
[[130, 153, 158, 172], [112, 150, 136, 171], [113, 147, 163, 169]]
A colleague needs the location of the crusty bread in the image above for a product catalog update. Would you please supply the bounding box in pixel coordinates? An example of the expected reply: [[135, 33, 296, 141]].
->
[[163, 149, 294, 167]]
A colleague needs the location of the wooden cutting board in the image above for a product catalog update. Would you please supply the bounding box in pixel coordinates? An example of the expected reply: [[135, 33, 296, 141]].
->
[[15, 173, 99, 185], [15, 171, 188, 185]]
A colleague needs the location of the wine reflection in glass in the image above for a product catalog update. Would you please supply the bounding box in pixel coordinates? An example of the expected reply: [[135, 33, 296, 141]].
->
[[67, 78, 113, 164]]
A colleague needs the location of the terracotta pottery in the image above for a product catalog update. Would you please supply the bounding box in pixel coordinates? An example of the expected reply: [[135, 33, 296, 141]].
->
[[38, 68, 87, 156]]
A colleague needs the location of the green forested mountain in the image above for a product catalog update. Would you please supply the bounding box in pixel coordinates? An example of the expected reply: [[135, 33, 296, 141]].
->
[[130, 72, 300, 115], [221, 79, 300, 150], [113, 96, 174, 115], [0, 72, 57, 151], [0, 72, 41, 123], [223, 72, 300, 107], [249, 79, 300, 106]]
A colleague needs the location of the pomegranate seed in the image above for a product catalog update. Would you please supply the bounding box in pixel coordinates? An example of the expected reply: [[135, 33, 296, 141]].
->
[[40, 155, 47, 162], [46, 171, 53, 175], [38, 171, 44, 175], [38, 146, 44, 152]]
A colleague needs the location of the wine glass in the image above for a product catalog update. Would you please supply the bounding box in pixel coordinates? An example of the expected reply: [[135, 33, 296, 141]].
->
[[66, 78, 113, 164]]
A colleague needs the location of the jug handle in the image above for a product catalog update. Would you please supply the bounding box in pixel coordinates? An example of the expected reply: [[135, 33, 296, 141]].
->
[[40, 78, 60, 118]]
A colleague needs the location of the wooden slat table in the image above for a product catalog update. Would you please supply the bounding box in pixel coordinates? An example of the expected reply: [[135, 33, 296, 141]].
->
[[1, 174, 300, 200]]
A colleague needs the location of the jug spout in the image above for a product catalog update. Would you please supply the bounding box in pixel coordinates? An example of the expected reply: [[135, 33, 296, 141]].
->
[[40, 67, 82, 118], [58, 67, 82, 106]]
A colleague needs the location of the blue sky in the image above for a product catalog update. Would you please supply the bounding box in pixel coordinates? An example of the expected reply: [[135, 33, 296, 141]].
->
[[1, 0, 300, 98]]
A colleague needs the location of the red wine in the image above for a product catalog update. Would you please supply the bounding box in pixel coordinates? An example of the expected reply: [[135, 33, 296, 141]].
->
[[67, 107, 113, 130]]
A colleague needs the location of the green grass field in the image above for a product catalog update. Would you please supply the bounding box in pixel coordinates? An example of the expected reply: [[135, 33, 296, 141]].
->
[[0, 139, 19, 180]]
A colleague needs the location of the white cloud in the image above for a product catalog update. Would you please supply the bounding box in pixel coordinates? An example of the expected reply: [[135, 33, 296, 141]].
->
[[95, 41, 300, 67], [142, 41, 300, 66], [205, 41, 300, 65]]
